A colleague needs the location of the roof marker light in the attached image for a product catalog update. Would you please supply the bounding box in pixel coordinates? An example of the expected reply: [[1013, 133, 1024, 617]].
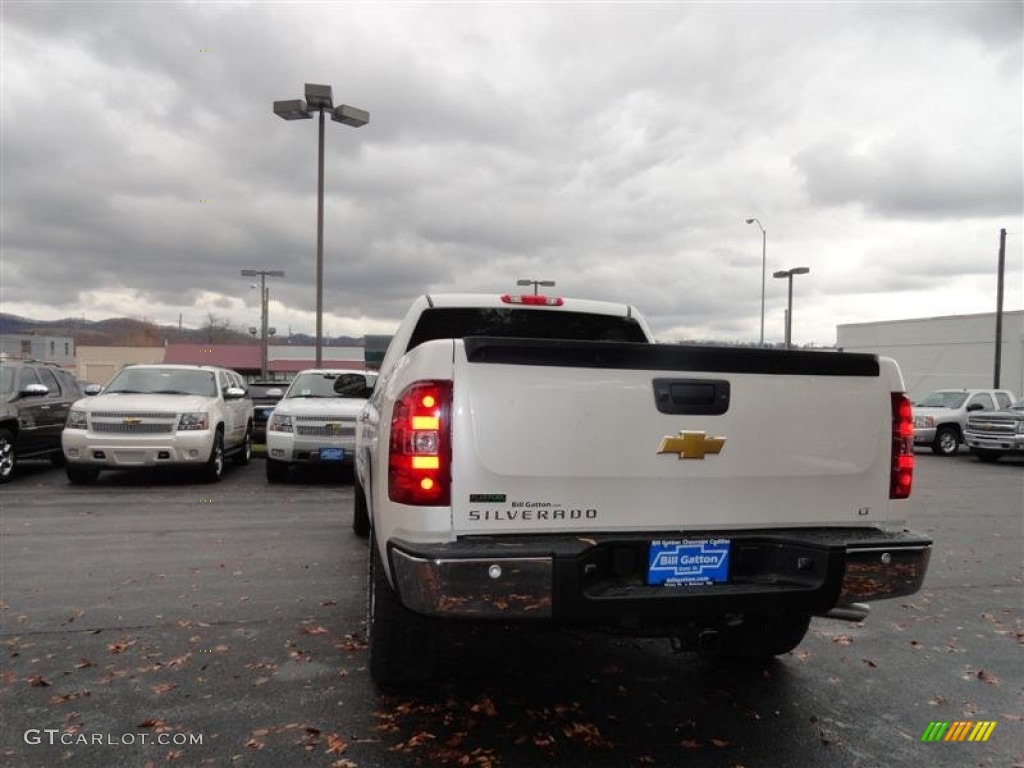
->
[[500, 293, 564, 307]]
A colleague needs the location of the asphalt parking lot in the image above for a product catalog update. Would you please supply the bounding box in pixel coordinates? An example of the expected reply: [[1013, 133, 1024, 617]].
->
[[1, 451, 1021, 767]]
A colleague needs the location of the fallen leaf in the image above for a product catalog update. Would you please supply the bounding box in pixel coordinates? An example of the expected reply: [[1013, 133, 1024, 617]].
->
[[74, 658, 94, 669], [862, 658, 878, 668], [108, 639, 136, 655], [301, 626, 329, 635], [138, 719, 165, 729], [151, 683, 177, 695], [50, 690, 91, 704], [832, 635, 854, 645], [26, 675, 51, 687], [325, 733, 347, 754], [977, 669, 1000, 685], [470, 695, 498, 717]]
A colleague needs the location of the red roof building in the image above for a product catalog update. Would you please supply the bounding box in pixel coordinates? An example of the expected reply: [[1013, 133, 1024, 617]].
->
[[163, 344, 365, 378]]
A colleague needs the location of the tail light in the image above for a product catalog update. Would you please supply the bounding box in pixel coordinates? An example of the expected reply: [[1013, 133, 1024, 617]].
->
[[890, 393, 914, 499], [389, 380, 452, 505]]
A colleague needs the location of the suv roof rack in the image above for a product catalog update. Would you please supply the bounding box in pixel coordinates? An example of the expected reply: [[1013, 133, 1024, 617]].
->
[[0, 354, 65, 367]]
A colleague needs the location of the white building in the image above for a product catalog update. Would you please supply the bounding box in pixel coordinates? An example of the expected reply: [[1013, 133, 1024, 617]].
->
[[837, 311, 1023, 401], [0, 334, 76, 366]]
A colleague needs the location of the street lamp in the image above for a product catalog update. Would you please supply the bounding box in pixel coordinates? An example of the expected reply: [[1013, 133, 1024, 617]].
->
[[516, 279, 556, 295], [745, 218, 767, 346], [772, 267, 810, 349], [241, 269, 285, 378], [273, 83, 369, 367]]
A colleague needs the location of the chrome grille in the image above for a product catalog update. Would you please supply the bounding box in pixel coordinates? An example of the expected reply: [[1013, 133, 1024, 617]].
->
[[93, 422, 175, 434], [967, 418, 1018, 437], [296, 425, 356, 438]]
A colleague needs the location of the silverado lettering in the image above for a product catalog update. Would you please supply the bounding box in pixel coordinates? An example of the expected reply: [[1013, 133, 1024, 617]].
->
[[468, 508, 598, 522]]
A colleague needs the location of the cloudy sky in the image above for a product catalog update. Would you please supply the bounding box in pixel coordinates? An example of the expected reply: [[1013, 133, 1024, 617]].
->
[[2, 1, 1021, 346]]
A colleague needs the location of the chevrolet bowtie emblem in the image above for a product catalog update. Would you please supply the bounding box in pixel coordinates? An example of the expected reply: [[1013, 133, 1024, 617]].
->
[[658, 430, 726, 460], [123, 417, 142, 425]]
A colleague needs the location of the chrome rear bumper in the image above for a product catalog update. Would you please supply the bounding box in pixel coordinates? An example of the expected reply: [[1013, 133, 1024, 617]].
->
[[387, 529, 932, 624]]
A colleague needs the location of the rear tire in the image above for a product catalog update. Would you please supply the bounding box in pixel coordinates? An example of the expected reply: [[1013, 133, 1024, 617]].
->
[[367, 532, 438, 688], [66, 465, 100, 485], [931, 426, 959, 456], [233, 425, 253, 466], [717, 613, 811, 659], [203, 430, 225, 483], [352, 481, 370, 538], [0, 428, 16, 483], [265, 457, 289, 483]]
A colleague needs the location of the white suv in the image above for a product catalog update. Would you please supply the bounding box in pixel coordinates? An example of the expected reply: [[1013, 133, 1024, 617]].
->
[[62, 364, 254, 483], [265, 369, 375, 482]]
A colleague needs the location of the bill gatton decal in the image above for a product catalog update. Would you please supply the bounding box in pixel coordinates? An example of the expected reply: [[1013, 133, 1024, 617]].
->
[[658, 430, 726, 460]]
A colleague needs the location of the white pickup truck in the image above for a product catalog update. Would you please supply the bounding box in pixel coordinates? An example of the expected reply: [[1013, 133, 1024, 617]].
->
[[354, 292, 930, 686]]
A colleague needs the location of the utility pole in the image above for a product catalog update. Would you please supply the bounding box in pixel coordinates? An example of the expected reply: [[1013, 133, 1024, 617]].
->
[[241, 269, 285, 379], [993, 228, 1006, 389]]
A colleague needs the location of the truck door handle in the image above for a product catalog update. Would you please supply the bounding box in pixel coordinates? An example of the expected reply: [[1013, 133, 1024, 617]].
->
[[652, 378, 730, 415]]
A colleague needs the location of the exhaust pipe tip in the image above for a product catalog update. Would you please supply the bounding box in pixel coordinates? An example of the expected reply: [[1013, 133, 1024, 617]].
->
[[823, 602, 871, 622]]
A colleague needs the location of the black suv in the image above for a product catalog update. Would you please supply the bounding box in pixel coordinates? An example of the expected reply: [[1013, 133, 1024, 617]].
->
[[248, 380, 288, 443], [0, 358, 83, 482]]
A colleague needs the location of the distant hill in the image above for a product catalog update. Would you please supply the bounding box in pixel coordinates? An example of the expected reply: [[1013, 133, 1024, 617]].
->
[[0, 313, 363, 348]]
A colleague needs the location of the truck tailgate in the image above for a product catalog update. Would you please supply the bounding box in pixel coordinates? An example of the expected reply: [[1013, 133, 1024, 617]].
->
[[450, 339, 893, 533]]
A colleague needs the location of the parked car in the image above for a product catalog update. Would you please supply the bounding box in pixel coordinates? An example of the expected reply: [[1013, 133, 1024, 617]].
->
[[265, 369, 375, 483], [355, 291, 930, 687], [912, 389, 1016, 456], [963, 397, 1024, 462], [0, 358, 83, 482], [62, 364, 254, 484], [247, 380, 288, 443]]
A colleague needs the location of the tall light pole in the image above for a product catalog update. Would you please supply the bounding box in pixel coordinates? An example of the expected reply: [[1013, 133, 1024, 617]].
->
[[517, 278, 556, 295], [745, 218, 767, 346], [274, 83, 368, 367], [772, 267, 810, 349], [241, 269, 285, 378]]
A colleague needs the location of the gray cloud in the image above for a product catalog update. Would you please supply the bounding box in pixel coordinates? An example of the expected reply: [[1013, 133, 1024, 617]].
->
[[794, 133, 1023, 219], [1, 1, 1021, 345]]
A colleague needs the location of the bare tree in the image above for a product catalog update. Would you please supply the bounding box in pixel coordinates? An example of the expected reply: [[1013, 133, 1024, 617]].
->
[[203, 311, 235, 343]]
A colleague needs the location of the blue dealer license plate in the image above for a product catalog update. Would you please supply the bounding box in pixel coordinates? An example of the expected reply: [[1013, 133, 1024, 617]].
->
[[319, 447, 345, 461], [647, 538, 730, 586]]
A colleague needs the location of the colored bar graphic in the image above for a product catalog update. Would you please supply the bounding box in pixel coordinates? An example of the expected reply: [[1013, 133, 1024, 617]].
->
[[969, 722, 997, 742], [921, 721, 997, 742], [921, 722, 949, 741]]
